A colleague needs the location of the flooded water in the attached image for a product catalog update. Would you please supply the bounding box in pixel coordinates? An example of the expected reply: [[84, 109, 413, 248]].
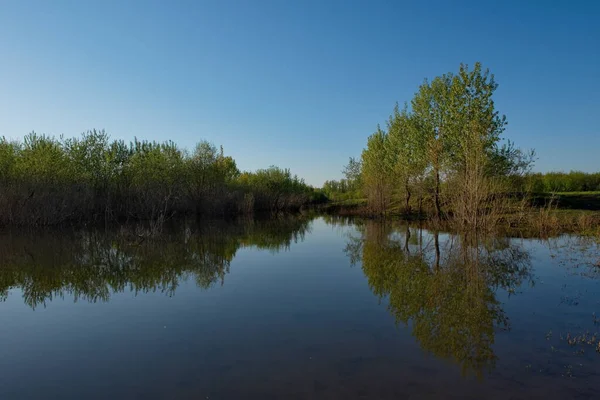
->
[[0, 216, 599, 399]]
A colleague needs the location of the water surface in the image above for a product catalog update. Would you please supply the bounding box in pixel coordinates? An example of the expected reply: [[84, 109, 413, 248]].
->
[[0, 216, 599, 399]]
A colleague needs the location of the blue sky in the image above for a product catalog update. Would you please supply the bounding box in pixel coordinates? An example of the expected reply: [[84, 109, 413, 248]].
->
[[1, 0, 598, 186]]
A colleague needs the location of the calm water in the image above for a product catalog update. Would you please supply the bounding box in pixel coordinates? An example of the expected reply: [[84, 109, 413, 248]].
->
[[0, 216, 599, 399]]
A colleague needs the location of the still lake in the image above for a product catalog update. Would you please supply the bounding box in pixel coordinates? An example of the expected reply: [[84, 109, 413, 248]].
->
[[0, 216, 599, 399]]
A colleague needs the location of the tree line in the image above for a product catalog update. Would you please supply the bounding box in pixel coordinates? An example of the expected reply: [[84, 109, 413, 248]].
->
[[327, 62, 537, 231], [0, 130, 326, 226], [529, 171, 600, 193], [322, 157, 362, 201]]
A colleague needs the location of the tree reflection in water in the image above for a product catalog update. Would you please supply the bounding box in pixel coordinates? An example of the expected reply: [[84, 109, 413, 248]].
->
[[0, 216, 311, 309], [343, 219, 534, 378]]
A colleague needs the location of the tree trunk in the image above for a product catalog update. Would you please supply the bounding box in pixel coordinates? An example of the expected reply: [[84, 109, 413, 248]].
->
[[405, 179, 411, 214], [434, 169, 442, 219]]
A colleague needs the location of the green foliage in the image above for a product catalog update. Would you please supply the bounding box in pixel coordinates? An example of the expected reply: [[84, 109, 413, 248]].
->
[[361, 126, 394, 214], [236, 166, 319, 211], [0, 131, 317, 226], [322, 180, 357, 201], [386, 104, 427, 212], [529, 171, 600, 193], [0, 138, 18, 180], [322, 157, 362, 201], [349, 62, 535, 228], [17, 132, 73, 183], [64, 129, 113, 185]]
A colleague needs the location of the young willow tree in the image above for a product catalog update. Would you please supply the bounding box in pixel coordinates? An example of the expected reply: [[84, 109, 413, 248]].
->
[[342, 157, 363, 194], [411, 72, 455, 219], [358, 62, 533, 230], [361, 126, 394, 214], [443, 63, 510, 230], [386, 104, 427, 214]]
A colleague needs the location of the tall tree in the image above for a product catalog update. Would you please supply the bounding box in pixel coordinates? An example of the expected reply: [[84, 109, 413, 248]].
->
[[361, 126, 393, 214], [411, 73, 454, 219], [342, 157, 362, 194], [386, 103, 427, 213]]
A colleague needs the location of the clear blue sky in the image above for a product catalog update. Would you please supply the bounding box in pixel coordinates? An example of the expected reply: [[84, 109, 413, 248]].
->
[[1, 0, 599, 186]]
